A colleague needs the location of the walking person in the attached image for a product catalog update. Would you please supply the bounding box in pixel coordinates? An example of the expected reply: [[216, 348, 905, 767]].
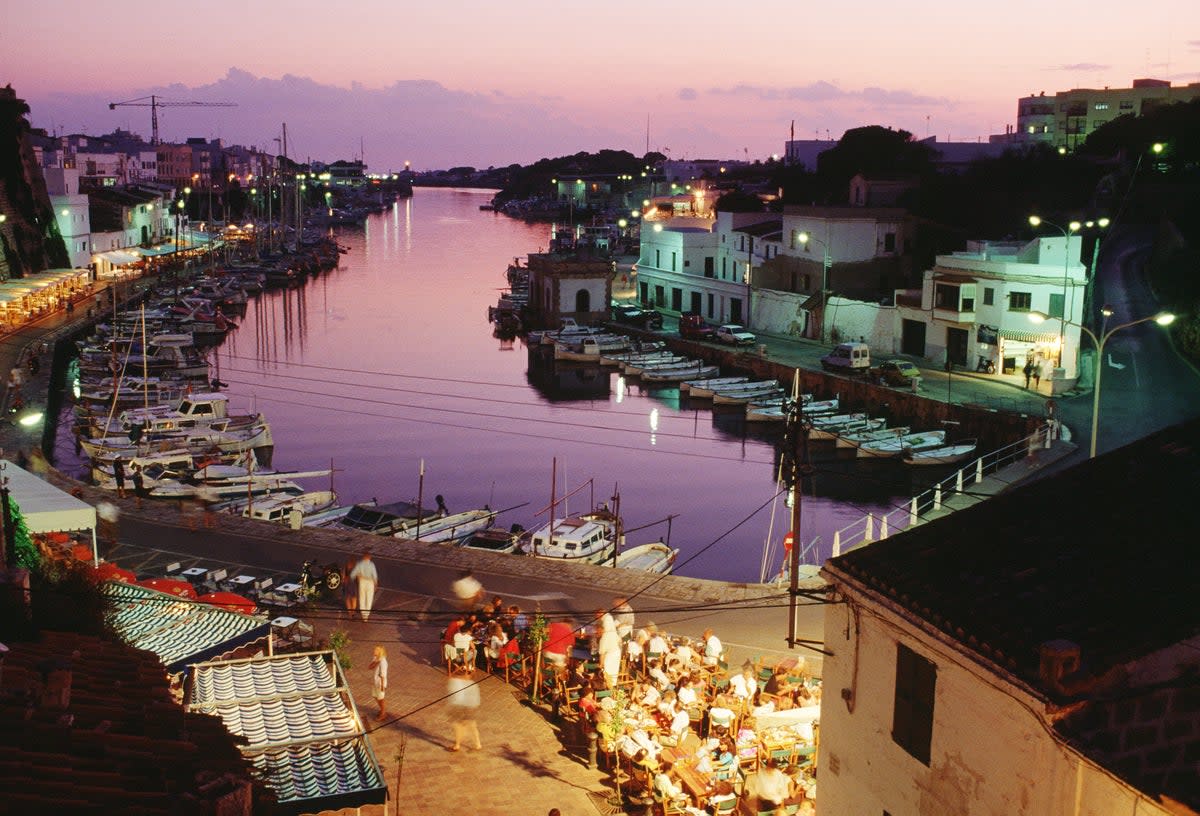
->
[[1032, 361, 1042, 391], [112, 456, 127, 499], [451, 569, 484, 611], [349, 550, 378, 621], [446, 664, 482, 752], [370, 645, 389, 720], [131, 465, 147, 508], [342, 556, 358, 617], [1022, 359, 1033, 389]]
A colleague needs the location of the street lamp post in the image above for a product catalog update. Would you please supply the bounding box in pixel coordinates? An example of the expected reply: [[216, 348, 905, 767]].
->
[[1028, 215, 1081, 373], [797, 231, 831, 344], [1029, 308, 1175, 457]]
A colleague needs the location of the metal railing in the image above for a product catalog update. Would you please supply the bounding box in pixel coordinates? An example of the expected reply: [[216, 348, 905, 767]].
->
[[827, 424, 1055, 558]]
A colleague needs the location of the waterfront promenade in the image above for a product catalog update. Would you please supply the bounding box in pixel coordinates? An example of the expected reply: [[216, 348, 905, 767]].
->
[[1, 269, 1082, 815]]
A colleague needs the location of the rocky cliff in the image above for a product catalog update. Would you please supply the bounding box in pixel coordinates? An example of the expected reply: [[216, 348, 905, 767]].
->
[[0, 85, 69, 279]]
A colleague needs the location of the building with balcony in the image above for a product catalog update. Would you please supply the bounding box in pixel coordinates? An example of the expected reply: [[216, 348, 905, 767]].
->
[[1015, 79, 1200, 150], [894, 237, 1085, 386], [817, 419, 1200, 816], [45, 167, 92, 269]]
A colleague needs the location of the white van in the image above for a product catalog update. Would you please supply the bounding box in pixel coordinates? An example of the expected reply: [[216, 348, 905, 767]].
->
[[820, 342, 871, 374]]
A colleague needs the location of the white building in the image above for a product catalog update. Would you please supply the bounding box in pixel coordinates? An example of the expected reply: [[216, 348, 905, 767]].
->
[[894, 237, 1086, 387], [817, 422, 1200, 816], [45, 167, 93, 269]]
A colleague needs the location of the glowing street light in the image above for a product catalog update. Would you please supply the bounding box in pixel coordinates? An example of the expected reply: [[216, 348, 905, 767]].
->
[[1029, 308, 1175, 457], [797, 231, 832, 344], [1028, 215, 1081, 371]]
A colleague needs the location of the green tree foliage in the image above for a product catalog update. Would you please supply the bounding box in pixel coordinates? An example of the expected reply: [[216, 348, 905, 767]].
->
[[7, 497, 38, 569], [714, 190, 765, 213]]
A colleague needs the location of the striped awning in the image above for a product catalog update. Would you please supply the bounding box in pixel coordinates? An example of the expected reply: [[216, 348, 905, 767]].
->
[[999, 327, 1060, 344], [96, 249, 142, 266]]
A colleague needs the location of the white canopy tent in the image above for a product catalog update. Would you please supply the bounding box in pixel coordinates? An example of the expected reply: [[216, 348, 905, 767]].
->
[[2, 460, 99, 565]]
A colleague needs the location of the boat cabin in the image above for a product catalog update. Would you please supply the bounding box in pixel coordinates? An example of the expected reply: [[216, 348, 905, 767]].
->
[[528, 516, 612, 559]]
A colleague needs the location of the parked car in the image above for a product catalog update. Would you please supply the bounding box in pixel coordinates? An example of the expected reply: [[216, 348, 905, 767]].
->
[[820, 342, 871, 373], [873, 359, 921, 386], [715, 324, 756, 346], [679, 312, 717, 340], [611, 304, 663, 330]]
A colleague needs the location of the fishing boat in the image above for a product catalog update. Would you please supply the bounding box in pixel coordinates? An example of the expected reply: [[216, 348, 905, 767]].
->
[[394, 508, 497, 543], [745, 401, 789, 422], [807, 415, 886, 441], [461, 526, 524, 554], [330, 500, 427, 535], [522, 508, 618, 564], [620, 355, 691, 376], [801, 398, 840, 415], [553, 334, 632, 361], [613, 541, 678, 574], [836, 425, 911, 449], [688, 378, 774, 399], [858, 429, 947, 459], [679, 375, 749, 394], [711, 385, 784, 405], [243, 490, 339, 525], [904, 440, 978, 466], [639, 363, 720, 383]]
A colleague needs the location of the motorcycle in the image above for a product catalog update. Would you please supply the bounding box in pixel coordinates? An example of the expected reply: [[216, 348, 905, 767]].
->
[[300, 560, 343, 597], [976, 355, 996, 374]]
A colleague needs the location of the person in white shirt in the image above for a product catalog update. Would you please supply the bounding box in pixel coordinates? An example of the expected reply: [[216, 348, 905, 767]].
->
[[612, 596, 635, 640], [674, 639, 697, 667], [349, 551, 379, 620], [677, 675, 699, 707], [647, 630, 670, 657], [703, 628, 723, 666], [452, 628, 475, 669], [729, 663, 758, 702]]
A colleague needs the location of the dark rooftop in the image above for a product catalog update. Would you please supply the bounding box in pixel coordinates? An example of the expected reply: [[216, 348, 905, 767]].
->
[[826, 418, 1200, 693]]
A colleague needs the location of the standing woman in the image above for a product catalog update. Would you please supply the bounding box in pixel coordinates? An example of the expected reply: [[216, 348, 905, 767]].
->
[[370, 645, 388, 720]]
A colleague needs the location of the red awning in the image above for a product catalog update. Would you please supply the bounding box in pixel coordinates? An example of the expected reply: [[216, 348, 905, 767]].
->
[[197, 592, 256, 615], [93, 562, 136, 583], [138, 577, 198, 599]]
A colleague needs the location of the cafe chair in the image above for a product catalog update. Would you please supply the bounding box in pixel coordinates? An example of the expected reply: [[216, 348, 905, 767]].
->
[[445, 647, 469, 676], [653, 788, 690, 816], [710, 792, 739, 814]]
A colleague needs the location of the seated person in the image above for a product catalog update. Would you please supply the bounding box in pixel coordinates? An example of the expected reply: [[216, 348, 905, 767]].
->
[[712, 737, 737, 780], [673, 638, 697, 666], [702, 628, 723, 666], [729, 663, 759, 704], [484, 620, 508, 664], [647, 659, 672, 690], [653, 761, 689, 808], [544, 619, 575, 667], [638, 680, 661, 709], [626, 630, 646, 664], [709, 779, 738, 810], [442, 615, 466, 662], [452, 627, 475, 668], [677, 674, 700, 707], [646, 629, 670, 657], [762, 666, 793, 708], [708, 703, 735, 732]]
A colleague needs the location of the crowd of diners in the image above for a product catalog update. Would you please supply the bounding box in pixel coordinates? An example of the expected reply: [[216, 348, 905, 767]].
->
[[440, 590, 820, 815]]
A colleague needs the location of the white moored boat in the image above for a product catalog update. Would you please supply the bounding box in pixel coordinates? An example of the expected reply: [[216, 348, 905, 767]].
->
[[243, 490, 339, 526], [680, 376, 749, 394], [613, 541, 678, 574], [393, 508, 497, 543], [620, 355, 690, 376], [745, 401, 789, 422], [836, 425, 911, 449], [904, 440, 978, 466], [712, 386, 783, 405], [640, 363, 719, 383], [522, 509, 618, 564], [858, 430, 947, 459], [807, 415, 886, 441], [690, 379, 776, 399]]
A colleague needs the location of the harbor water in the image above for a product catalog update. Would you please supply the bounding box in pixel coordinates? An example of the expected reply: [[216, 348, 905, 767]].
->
[[56, 187, 922, 583]]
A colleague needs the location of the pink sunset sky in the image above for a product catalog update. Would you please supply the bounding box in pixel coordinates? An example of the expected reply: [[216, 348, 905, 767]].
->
[[5, 0, 1198, 170]]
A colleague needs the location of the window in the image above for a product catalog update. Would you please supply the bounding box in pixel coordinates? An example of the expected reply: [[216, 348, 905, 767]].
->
[[983, 287, 994, 306], [1008, 292, 1032, 311], [655, 249, 661, 268], [1094, 102, 1109, 110], [1048, 292, 1064, 319], [884, 232, 896, 253], [1119, 101, 1134, 110], [934, 284, 958, 309], [706, 293, 714, 318], [671, 252, 677, 272], [961, 295, 975, 312], [892, 643, 936, 765], [671, 288, 682, 311], [704, 257, 714, 278]]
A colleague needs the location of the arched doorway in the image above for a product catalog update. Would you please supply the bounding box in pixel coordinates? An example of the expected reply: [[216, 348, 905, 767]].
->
[[575, 288, 590, 313]]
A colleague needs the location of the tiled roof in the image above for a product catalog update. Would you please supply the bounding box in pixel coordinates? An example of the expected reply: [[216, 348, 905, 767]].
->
[[103, 581, 271, 673], [825, 419, 1200, 692], [0, 631, 263, 814], [187, 652, 386, 814]]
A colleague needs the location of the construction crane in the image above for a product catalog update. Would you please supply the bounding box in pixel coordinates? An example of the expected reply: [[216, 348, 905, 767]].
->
[[107, 95, 237, 145]]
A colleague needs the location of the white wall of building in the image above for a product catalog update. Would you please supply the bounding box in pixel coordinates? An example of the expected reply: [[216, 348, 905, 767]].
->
[[553, 278, 608, 315], [779, 211, 905, 264], [51, 194, 92, 269], [818, 599, 1173, 816]]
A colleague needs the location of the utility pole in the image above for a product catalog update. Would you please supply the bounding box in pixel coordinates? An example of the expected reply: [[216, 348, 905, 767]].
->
[[783, 371, 809, 649]]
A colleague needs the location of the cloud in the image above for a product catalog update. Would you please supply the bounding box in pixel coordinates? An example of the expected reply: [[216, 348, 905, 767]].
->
[[22, 68, 640, 170], [1055, 63, 1111, 72], [677, 88, 698, 101], [705, 81, 944, 107]]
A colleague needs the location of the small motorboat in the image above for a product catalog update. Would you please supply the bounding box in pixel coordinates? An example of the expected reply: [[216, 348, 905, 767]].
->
[[394, 508, 497, 543], [858, 430, 947, 459], [679, 375, 749, 394], [462, 526, 524, 554], [904, 440, 978, 466], [836, 425, 911, 449], [614, 541, 678, 574]]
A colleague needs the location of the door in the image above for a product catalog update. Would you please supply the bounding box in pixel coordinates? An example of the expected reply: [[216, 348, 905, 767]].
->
[[575, 288, 590, 313], [671, 288, 683, 312], [730, 298, 743, 324], [901, 319, 926, 356], [946, 327, 968, 366], [690, 291, 702, 313]]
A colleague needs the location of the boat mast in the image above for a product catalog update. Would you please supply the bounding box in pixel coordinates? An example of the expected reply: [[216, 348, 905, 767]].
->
[[416, 458, 425, 540], [611, 486, 620, 567], [543, 457, 556, 558]]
